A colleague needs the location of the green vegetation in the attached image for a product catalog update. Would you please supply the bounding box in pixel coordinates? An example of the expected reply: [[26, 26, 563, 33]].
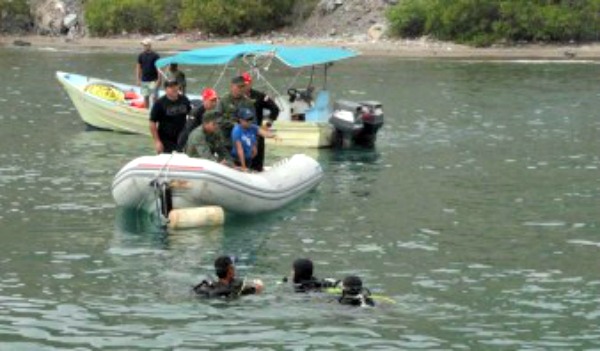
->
[[85, 0, 298, 36], [388, 0, 600, 47], [0, 0, 32, 33]]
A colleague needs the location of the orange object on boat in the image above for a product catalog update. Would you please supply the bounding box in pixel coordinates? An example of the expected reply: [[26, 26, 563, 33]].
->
[[130, 100, 146, 109], [125, 91, 141, 100]]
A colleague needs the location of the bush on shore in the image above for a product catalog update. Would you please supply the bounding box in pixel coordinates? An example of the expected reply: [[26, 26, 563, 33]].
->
[[0, 0, 32, 33], [85, 0, 297, 36], [387, 0, 600, 47]]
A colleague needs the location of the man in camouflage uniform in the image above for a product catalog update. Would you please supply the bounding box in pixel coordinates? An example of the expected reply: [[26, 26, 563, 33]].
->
[[184, 111, 232, 165], [218, 76, 256, 149]]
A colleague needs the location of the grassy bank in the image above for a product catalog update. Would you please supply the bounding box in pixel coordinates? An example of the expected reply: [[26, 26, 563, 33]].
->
[[387, 0, 600, 47]]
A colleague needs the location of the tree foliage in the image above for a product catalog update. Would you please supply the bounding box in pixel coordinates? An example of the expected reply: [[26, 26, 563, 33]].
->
[[0, 0, 32, 33], [388, 0, 600, 46], [85, 0, 298, 36]]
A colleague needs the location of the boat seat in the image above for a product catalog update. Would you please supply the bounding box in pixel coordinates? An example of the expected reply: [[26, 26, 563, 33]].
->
[[304, 90, 331, 122]]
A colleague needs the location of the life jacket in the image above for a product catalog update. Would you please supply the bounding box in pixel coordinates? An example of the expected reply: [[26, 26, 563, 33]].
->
[[130, 100, 146, 109], [84, 83, 125, 102], [124, 91, 142, 100]]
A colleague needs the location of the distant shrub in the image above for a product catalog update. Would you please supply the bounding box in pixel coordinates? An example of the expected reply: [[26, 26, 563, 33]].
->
[[85, 0, 299, 36], [0, 0, 32, 33], [387, 0, 600, 46], [85, 0, 180, 36]]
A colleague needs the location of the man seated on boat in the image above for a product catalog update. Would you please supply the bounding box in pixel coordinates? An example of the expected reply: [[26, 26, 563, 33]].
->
[[184, 111, 231, 164], [242, 72, 280, 172], [165, 63, 187, 95], [136, 38, 161, 108], [192, 255, 264, 299], [149, 79, 191, 154], [231, 107, 277, 172], [177, 88, 219, 150], [283, 258, 339, 293], [218, 76, 256, 148]]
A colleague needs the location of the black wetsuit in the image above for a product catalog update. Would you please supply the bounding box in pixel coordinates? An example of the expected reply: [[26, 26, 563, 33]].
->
[[192, 278, 257, 299], [338, 289, 375, 307], [292, 277, 339, 293], [249, 89, 279, 172]]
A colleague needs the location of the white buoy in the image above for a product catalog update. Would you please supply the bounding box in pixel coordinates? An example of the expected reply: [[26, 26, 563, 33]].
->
[[167, 206, 225, 229]]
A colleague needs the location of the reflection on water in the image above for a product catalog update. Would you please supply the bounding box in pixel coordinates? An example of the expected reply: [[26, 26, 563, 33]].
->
[[0, 48, 599, 349]]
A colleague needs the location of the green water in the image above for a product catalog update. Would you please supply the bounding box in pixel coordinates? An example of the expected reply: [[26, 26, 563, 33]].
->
[[0, 47, 599, 350]]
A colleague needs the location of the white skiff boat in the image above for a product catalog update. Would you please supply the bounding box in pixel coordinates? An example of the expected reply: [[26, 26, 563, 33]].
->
[[56, 71, 333, 148]]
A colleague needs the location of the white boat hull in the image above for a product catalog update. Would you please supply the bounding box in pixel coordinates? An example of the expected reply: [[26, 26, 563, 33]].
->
[[111, 153, 323, 214], [56, 71, 333, 147]]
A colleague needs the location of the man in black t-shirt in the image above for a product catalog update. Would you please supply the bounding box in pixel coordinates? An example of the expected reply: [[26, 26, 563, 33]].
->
[[136, 38, 161, 108], [149, 80, 191, 154]]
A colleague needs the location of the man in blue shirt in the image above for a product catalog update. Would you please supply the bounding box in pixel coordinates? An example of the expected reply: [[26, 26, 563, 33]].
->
[[230, 108, 276, 172]]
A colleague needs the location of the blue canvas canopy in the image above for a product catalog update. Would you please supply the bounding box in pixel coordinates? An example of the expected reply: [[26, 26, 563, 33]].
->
[[155, 43, 357, 69]]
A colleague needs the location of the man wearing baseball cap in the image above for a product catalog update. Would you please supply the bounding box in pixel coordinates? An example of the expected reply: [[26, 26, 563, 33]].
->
[[241, 72, 280, 172], [136, 38, 161, 108], [149, 79, 191, 153], [231, 107, 277, 172], [177, 88, 220, 150], [184, 110, 231, 164], [218, 76, 256, 150]]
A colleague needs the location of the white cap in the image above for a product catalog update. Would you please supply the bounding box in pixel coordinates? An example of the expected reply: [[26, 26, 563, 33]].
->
[[141, 38, 152, 46]]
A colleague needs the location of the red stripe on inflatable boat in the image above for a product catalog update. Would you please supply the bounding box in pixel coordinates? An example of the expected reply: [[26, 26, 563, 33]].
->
[[136, 163, 204, 171]]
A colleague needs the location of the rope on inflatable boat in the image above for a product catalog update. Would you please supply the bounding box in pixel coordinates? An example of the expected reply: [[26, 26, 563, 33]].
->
[[150, 153, 176, 228]]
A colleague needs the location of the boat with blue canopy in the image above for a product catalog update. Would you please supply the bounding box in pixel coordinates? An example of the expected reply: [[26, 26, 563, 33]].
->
[[56, 43, 384, 148], [155, 43, 357, 68]]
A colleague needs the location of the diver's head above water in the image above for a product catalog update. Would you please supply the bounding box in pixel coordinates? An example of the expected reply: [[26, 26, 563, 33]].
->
[[292, 258, 314, 284], [215, 255, 235, 283]]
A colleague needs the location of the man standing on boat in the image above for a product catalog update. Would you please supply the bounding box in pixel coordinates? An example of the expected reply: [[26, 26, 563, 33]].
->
[[150, 80, 191, 154], [165, 63, 186, 95], [218, 76, 256, 149], [178, 88, 220, 150], [136, 38, 161, 108], [231, 108, 277, 172], [242, 72, 280, 172], [184, 110, 231, 164]]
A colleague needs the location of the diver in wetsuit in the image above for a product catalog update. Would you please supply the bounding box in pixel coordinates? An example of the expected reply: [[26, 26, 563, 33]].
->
[[337, 275, 375, 307], [192, 256, 264, 299], [284, 258, 339, 292]]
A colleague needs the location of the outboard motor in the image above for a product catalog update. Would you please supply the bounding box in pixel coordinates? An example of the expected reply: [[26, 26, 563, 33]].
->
[[329, 100, 384, 148]]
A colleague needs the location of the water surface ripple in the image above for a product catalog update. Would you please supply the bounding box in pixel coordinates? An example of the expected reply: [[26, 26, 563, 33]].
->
[[0, 49, 599, 350]]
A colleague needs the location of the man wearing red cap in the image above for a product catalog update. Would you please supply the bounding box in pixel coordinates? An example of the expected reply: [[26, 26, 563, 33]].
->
[[242, 72, 280, 172], [177, 88, 220, 150]]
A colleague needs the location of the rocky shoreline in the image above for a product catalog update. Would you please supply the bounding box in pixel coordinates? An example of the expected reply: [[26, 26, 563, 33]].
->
[[3, 0, 600, 60], [2, 33, 600, 60]]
